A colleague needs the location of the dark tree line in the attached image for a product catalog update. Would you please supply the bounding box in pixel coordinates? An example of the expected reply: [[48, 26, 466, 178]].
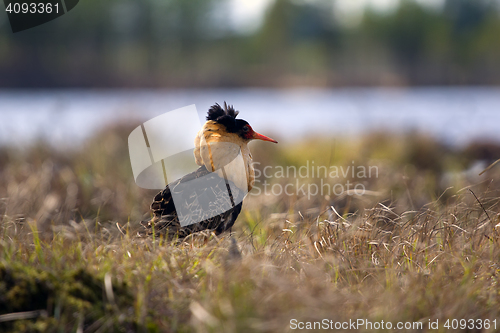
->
[[0, 0, 499, 87]]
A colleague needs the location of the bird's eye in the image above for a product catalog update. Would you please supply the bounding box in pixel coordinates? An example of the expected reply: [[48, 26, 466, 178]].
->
[[243, 126, 250, 132]]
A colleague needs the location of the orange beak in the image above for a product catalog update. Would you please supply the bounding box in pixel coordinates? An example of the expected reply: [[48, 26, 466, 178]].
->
[[251, 131, 278, 143]]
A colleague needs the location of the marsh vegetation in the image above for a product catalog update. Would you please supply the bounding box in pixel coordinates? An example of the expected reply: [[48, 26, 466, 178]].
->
[[1, 125, 499, 332]]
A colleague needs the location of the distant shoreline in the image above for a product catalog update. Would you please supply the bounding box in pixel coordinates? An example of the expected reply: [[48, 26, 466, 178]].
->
[[1, 87, 499, 148]]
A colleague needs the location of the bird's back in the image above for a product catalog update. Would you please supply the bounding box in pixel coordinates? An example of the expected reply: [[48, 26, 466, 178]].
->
[[141, 165, 244, 238]]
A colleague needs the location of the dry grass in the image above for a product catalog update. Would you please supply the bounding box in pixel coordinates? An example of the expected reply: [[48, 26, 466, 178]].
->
[[1, 125, 500, 332]]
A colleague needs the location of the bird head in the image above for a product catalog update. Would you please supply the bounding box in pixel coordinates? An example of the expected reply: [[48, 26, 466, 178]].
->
[[206, 102, 278, 144]]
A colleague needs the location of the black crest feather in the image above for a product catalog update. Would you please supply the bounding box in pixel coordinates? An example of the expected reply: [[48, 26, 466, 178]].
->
[[207, 102, 239, 121], [206, 102, 240, 132]]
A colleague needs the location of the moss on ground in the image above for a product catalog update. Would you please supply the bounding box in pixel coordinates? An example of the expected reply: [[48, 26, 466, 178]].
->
[[0, 263, 145, 333]]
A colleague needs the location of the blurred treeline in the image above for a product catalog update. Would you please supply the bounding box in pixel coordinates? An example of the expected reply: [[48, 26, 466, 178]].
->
[[1, 0, 500, 88]]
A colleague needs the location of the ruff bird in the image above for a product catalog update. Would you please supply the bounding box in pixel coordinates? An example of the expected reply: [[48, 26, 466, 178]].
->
[[141, 102, 277, 238]]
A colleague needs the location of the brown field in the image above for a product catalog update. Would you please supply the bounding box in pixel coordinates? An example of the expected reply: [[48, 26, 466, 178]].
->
[[1, 125, 500, 332]]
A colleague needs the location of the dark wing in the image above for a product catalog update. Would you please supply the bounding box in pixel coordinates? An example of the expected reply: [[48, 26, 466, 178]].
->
[[141, 165, 244, 239]]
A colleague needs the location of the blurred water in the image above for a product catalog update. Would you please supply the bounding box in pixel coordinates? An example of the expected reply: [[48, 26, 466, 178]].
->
[[0, 88, 499, 147]]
